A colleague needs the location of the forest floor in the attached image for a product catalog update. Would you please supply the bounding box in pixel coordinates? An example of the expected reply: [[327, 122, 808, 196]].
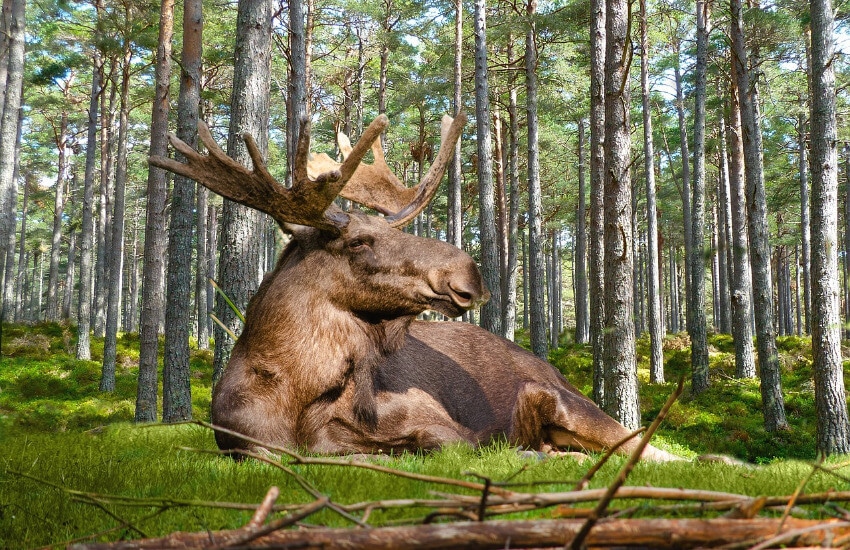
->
[[0, 322, 847, 547]]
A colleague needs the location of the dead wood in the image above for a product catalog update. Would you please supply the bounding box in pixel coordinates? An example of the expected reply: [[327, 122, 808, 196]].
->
[[68, 517, 850, 549]]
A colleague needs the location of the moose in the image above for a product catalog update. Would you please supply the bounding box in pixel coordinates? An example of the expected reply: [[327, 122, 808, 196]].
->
[[149, 113, 679, 462]]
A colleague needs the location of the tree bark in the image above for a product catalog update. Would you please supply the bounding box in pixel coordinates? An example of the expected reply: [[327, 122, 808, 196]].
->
[[47, 105, 71, 322], [447, 0, 463, 252], [689, 0, 710, 394], [799, 112, 811, 335], [575, 119, 589, 344], [70, 518, 850, 550], [163, 0, 201, 422], [213, 0, 272, 384], [672, 35, 692, 332], [504, 48, 520, 341], [76, 45, 102, 359], [286, 0, 306, 184], [472, 0, 502, 336], [808, 0, 850, 454], [639, 0, 663, 384], [526, 0, 546, 356], [603, 0, 639, 430], [101, 24, 133, 393], [135, 0, 174, 420], [730, 0, 788, 431], [589, 0, 606, 406], [0, 0, 23, 320], [725, 85, 757, 379]]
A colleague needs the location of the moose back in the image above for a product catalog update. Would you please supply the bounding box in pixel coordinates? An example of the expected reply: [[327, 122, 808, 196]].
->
[[149, 113, 678, 461]]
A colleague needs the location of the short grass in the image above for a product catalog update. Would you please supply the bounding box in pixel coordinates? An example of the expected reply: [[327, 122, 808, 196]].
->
[[1, 322, 849, 548]]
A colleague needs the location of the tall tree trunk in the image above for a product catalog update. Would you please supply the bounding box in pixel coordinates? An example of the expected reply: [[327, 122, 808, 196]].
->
[[101, 26, 132, 393], [603, 0, 639, 430], [474, 0, 502, 336], [14, 174, 28, 322], [63, 217, 77, 321], [690, 0, 710, 394], [673, 36, 692, 332], [493, 107, 509, 325], [448, 0, 463, 252], [136, 0, 174, 421], [640, 0, 663, 383], [163, 0, 201, 422], [47, 107, 71, 321], [77, 49, 102, 360], [213, 0, 272, 384], [717, 167, 732, 334], [575, 119, 590, 344], [730, 0, 788, 431], [504, 50, 520, 341], [809, 0, 850, 454], [196, 184, 209, 348], [0, 0, 23, 320], [725, 89, 757, 379], [799, 112, 812, 335], [589, 0, 606, 406], [286, 0, 306, 184], [526, 0, 545, 356], [95, 60, 117, 337]]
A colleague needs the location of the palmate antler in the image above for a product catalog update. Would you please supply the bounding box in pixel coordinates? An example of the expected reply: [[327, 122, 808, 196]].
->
[[149, 112, 466, 232]]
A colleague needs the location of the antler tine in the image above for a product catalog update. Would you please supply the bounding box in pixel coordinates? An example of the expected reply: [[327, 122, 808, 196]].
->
[[150, 120, 346, 232], [386, 112, 467, 227], [337, 115, 389, 183]]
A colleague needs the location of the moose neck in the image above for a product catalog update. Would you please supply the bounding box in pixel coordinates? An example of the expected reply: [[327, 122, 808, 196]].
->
[[240, 240, 414, 388]]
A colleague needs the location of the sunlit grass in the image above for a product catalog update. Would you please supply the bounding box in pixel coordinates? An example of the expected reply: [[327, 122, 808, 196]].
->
[[2, 322, 850, 546]]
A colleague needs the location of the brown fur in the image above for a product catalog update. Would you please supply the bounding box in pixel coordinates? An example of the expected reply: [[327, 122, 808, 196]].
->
[[211, 213, 679, 461]]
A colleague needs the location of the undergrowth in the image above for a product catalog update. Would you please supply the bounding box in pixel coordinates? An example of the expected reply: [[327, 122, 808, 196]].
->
[[1, 322, 849, 547]]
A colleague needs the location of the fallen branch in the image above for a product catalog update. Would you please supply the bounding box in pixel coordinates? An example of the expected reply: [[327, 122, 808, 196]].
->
[[69, 517, 850, 549]]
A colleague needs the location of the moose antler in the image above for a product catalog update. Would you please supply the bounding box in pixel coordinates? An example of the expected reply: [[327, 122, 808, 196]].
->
[[148, 115, 389, 232], [307, 113, 467, 228]]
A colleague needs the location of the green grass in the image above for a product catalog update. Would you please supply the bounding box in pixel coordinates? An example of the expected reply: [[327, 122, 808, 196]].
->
[[2, 322, 850, 547]]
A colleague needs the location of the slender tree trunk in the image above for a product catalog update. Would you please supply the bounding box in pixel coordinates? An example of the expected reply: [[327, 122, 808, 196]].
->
[[473, 0, 502, 336], [589, 0, 606, 406], [809, 0, 850, 454], [448, 0, 463, 253], [522, 225, 529, 329], [101, 27, 133, 393], [575, 119, 590, 344], [196, 184, 209, 347], [135, 0, 174, 420], [0, 0, 23, 320], [603, 0, 639, 430], [717, 168, 732, 334], [526, 0, 545, 356], [673, 37, 692, 331], [163, 0, 201, 422], [95, 60, 117, 337], [493, 107, 509, 328], [690, 0, 710, 394], [14, 174, 28, 322], [286, 0, 306, 184], [63, 219, 77, 321], [730, 0, 788, 431], [799, 112, 812, 335], [47, 108, 70, 321], [77, 51, 102, 360], [504, 54, 520, 341], [213, 0, 272, 384], [726, 86, 757, 379], [640, 0, 663, 383]]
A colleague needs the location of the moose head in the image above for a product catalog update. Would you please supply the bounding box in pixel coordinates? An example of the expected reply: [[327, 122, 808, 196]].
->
[[149, 113, 679, 461]]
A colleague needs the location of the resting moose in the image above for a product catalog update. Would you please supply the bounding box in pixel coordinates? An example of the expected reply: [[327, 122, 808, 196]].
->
[[149, 113, 678, 462]]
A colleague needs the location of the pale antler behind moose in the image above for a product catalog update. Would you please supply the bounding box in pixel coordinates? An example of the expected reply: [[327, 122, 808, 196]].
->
[[149, 113, 467, 230]]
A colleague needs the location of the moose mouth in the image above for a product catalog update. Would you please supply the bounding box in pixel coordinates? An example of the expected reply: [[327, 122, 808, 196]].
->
[[428, 284, 490, 318]]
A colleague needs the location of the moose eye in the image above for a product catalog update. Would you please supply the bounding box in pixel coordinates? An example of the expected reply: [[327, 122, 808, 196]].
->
[[348, 239, 368, 250]]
